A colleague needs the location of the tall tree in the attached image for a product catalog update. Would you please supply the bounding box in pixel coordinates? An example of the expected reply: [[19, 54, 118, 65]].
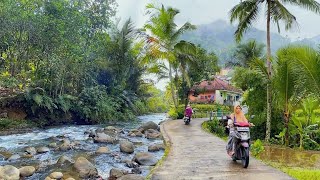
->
[[141, 3, 196, 108], [230, 0, 320, 142]]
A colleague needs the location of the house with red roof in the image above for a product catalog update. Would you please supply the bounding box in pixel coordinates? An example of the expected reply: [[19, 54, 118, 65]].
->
[[188, 78, 242, 106]]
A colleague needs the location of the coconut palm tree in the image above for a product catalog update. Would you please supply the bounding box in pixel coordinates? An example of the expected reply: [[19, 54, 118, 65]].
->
[[141, 3, 196, 108], [230, 0, 320, 142]]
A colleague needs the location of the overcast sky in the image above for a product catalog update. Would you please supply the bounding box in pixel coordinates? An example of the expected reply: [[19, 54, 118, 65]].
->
[[115, 0, 320, 90]]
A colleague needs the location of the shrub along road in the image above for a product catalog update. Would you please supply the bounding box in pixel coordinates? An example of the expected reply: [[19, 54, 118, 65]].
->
[[151, 118, 293, 180]]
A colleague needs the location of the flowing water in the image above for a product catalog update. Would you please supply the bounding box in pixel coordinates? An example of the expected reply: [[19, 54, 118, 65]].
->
[[0, 114, 167, 179], [258, 145, 320, 169]]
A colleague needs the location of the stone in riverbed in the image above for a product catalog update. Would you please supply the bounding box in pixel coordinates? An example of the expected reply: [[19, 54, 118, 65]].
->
[[138, 121, 159, 133], [93, 133, 118, 144], [48, 142, 57, 148], [59, 139, 72, 151], [128, 129, 143, 137], [117, 174, 144, 180], [133, 152, 158, 166], [131, 167, 142, 174], [120, 140, 134, 154], [8, 154, 20, 161], [144, 129, 161, 139], [19, 166, 36, 177], [96, 146, 110, 154], [37, 146, 50, 153], [123, 160, 139, 168], [148, 143, 165, 152], [0, 165, 20, 180], [25, 147, 37, 155], [56, 155, 74, 166], [49, 172, 63, 179], [74, 157, 98, 178], [109, 168, 128, 179]]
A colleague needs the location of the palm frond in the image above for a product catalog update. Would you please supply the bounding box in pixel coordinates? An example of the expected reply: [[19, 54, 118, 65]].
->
[[280, 0, 320, 14], [171, 22, 196, 41], [270, 1, 298, 31]]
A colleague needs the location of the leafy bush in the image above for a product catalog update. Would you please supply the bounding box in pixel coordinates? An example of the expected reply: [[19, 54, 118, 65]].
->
[[202, 117, 226, 138], [0, 118, 34, 130], [168, 107, 178, 119], [251, 139, 265, 156]]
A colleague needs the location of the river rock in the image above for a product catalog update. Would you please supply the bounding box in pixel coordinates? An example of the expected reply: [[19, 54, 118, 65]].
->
[[59, 139, 72, 151], [133, 152, 158, 166], [94, 133, 118, 144], [128, 129, 143, 137], [25, 147, 37, 155], [65, 178, 76, 180], [109, 168, 128, 179], [74, 157, 98, 178], [8, 154, 20, 161], [120, 141, 134, 154], [48, 142, 57, 148], [96, 146, 110, 154], [56, 155, 73, 166], [19, 166, 36, 177], [138, 121, 158, 133], [118, 174, 144, 180], [148, 143, 165, 152], [124, 160, 139, 168], [144, 129, 161, 139], [50, 172, 63, 179], [0, 165, 20, 180], [37, 146, 50, 153], [104, 126, 121, 136], [131, 167, 142, 174]]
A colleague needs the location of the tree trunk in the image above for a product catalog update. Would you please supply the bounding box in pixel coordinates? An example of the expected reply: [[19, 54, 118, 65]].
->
[[169, 64, 177, 108], [284, 112, 289, 146], [265, 0, 272, 143]]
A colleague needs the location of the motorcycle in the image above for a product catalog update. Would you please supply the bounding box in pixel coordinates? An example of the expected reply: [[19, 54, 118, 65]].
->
[[228, 121, 251, 168], [183, 116, 191, 125]]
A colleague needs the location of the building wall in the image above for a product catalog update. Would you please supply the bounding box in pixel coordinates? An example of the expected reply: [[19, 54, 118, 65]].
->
[[188, 91, 215, 103], [189, 90, 242, 105]]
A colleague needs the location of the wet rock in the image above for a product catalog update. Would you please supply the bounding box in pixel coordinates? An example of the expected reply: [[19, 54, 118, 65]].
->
[[37, 146, 50, 153], [88, 129, 96, 138], [94, 133, 118, 144], [124, 160, 139, 168], [21, 154, 33, 158], [109, 168, 127, 179], [59, 139, 72, 151], [65, 178, 76, 180], [148, 143, 165, 152], [128, 129, 143, 137], [74, 157, 98, 178], [95, 128, 105, 133], [25, 147, 37, 155], [131, 167, 142, 174], [118, 174, 144, 180], [8, 154, 20, 161], [144, 129, 161, 139], [56, 155, 74, 166], [19, 166, 36, 177], [44, 177, 51, 180], [104, 126, 121, 136], [138, 121, 158, 133], [48, 142, 57, 148], [133, 152, 158, 166], [49, 172, 63, 179], [120, 140, 134, 154], [0, 112, 7, 118], [96, 147, 110, 154], [0, 165, 20, 180]]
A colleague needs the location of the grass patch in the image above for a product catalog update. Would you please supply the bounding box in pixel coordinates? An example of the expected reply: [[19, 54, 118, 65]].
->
[[0, 118, 35, 130]]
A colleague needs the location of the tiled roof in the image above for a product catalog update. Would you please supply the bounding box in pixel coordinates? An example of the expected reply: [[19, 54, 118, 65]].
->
[[190, 78, 242, 93]]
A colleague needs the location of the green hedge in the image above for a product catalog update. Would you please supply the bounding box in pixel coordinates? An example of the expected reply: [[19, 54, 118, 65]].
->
[[168, 104, 231, 119]]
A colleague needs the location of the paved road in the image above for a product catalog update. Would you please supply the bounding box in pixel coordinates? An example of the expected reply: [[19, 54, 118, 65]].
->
[[151, 118, 294, 180]]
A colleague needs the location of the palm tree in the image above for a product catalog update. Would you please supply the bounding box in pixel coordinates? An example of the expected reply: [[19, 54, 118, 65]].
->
[[230, 0, 320, 142], [226, 40, 265, 68], [141, 3, 196, 108]]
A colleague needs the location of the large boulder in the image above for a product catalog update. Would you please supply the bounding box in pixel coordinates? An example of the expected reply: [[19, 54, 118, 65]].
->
[[120, 141, 134, 154], [25, 147, 37, 155], [138, 121, 158, 133], [96, 147, 110, 154], [48, 142, 58, 148], [74, 157, 98, 178], [118, 174, 144, 180], [56, 155, 74, 166], [148, 143, 165, 152], [93, 133, 118, 144], [37, 147, 50, 153], [144, 129, 161, 139], [104, 126, 121, 136], [133, 152, 158, 166], [109, 168, 127, 179], [19, 166, 36, 177], [49, 172, 63, 179], [0, 165, 20, 180]]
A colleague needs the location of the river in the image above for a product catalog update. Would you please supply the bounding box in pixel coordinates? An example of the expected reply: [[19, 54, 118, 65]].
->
[[0, 114, 167, 179]]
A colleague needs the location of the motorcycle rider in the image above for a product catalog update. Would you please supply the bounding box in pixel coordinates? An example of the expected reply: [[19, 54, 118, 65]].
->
[[226, 105, 250, 156], [184, 104, 193, 122]]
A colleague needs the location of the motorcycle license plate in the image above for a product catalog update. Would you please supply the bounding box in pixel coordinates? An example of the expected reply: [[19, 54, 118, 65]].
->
[[237, 127, 249, 131], [240, 132, 249, 139]]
